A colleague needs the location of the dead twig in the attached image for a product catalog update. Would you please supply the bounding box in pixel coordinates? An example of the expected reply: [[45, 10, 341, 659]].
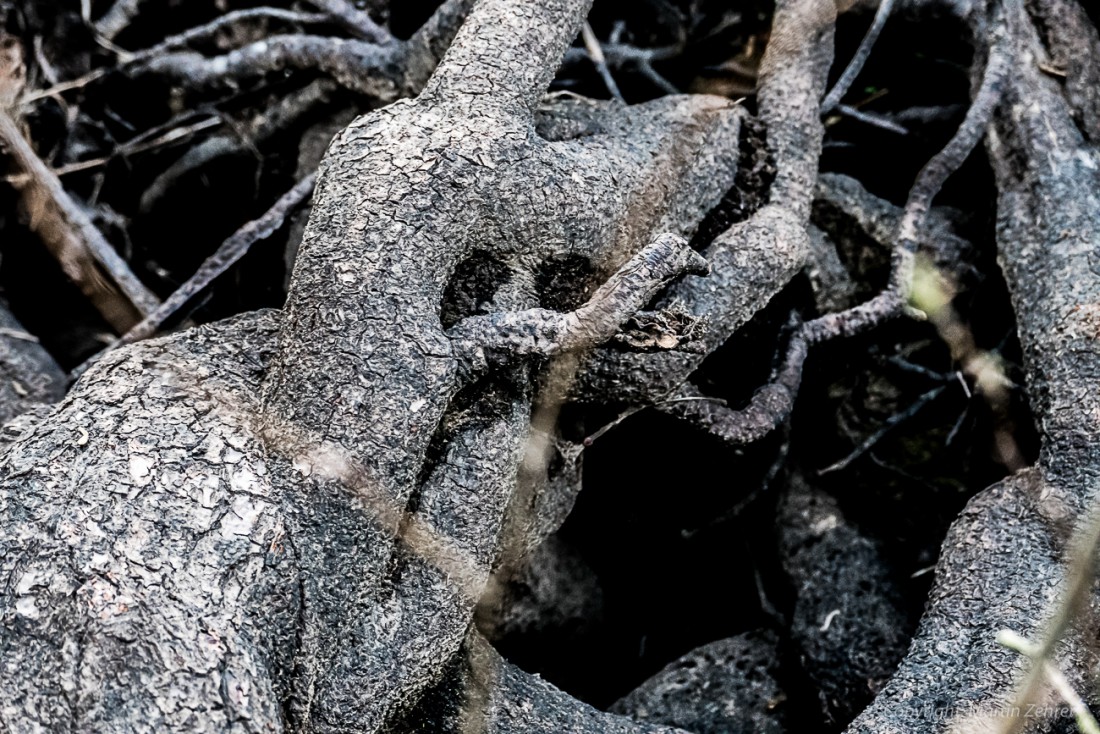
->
[[833, 103, 908, 134], [304, 0, 393, 44], [0, 36, 159, 332], [23, 8, 329, 105], [139, 80, 336, 213], [821, 0, 897, 113], [581, 22, 623, 102], [0, 115, 160, 332], [114, 172, 317, 348], [563, 34, 682, 95], [818, 384, 947, 474]]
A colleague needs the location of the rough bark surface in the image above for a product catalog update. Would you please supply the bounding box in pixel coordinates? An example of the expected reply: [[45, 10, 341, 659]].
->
[[6, 0, 1099, 731], [0, 303, 64, 427], [610, 630, 789, 734], [778, 474, 911, 726], [0, 0, 825, 731], [846, 0, 1100, 731]]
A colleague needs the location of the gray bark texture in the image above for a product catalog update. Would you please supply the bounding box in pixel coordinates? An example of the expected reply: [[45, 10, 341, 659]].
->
[[0, 0, 827, 730], [609, 630, 789, 734], [846, 0, 1100, 731], [1, 0, 1098, 731]]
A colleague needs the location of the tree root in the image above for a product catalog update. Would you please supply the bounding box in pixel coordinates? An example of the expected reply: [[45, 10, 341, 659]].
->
[[848, 0, 1100, 730]]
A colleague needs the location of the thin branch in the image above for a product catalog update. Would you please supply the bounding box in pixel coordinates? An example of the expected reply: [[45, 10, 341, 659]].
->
[[563, 41, 682, 95], [818, 385, 946, 474], [139, 80, 336, 212], [126, 8, 329, 64], [834, 103, 909, 135], [304, 0, 393, 44], [581, 22, 624, 102], [582, 396, 727, 447], [115, 172, 317, 347], [0, 114, 159, 331], [821, 0, 897, 113], [23, 8, 329, 105]]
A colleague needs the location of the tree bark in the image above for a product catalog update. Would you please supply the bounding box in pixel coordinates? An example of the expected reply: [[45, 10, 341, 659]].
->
[[2, 0, 1098, 732]]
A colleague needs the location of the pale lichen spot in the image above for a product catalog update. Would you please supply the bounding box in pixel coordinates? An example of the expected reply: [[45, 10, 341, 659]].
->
[[220, 495, 260, 538], [15, 596, 38, 619], [129, 454, 155, 486], [810, 514, 839, 535]]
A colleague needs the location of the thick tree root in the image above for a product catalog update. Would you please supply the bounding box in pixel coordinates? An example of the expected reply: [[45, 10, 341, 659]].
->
[[847, 0, 1100, 731], [611, 630, 789, 734], [0, 0, 808, 729]]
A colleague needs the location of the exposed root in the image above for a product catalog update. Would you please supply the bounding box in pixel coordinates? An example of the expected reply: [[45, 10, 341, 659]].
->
[[673, 16, 1011, 446]]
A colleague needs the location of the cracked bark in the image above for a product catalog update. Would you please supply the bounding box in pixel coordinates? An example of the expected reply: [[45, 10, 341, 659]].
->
[[846, 0, 1100, 731], [3, 0, 1095, 731], [0, 0, 809, 730]]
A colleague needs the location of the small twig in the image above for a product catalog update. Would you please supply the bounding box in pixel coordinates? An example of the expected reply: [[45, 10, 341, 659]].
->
[[114, 172, 317, 348], [945, 399, 972, 445], [0, 113, 159, 331], [34, 116, 225, 179], [581, 22, 623, 102], [885, 354, 950, 381], [582, 395, 728, 447], [821, 0, 896, 113], [818, 385, 946, 474], [22, 8, 329, 105], [563, 41, 681, 95], [834, 103, 909, 135], [139, 80, 336, 213], [304, 0, 393, 44]]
